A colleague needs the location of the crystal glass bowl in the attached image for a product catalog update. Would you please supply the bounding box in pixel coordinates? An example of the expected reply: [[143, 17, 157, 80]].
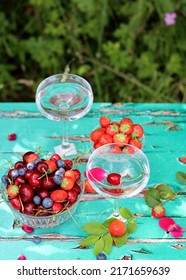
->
[[1, 181, 84, 229]]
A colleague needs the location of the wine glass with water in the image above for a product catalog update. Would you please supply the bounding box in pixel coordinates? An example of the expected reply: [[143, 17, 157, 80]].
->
[[36, 73, 93, 155]]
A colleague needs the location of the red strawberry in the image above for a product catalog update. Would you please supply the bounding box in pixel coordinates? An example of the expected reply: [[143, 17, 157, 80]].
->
[[61, 176, 74, 190], [152, 205, 165, 218], [93, 142, 102, 149], [50, 189, 68, 202], [122, 146, 135, 154], [131, 124, 144, 138], [99, 134, 113, 146], [44, 159, 57, 173], [7, 184, 19, 198], [119, 123, 133, 135], [120, 118, 133, 125], [113, 133, 130, 147], [85, 179, 95, 193], [129, 138, 142, 149], [110, 145, 122, 154], [99, 116, 111, 127], [90, 128, 105, 143], [105, 123, 119, 136]]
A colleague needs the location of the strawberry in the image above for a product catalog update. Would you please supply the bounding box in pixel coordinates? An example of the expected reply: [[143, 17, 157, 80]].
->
[[44, 160, 57, 173], [98, 133, 113, 146], [7, 184, 19, 198], [85, 179, 95, 193], [122, 146, 135, 154], [50, 189, 68, 202], [23, 152, 39, 163], [119, 123, 133, 135], [110, 145, 122, 154], [152, 205, 165, 218], [99, 116, 111, 127], [61, 176, 74, 190], [120, 118, 133, 125], [64, 170, 76, 182], [105, 123, 119, 136], [90, 128, 105, 143], [93, 142, 102, 149], [113, 133, 130, 147], [129, 138, 142, 149], [131, 124, 144, 138]]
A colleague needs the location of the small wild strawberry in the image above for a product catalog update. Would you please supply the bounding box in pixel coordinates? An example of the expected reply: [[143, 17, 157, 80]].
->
[[99, 116, 111, 127], [109, 220, 126, 237]]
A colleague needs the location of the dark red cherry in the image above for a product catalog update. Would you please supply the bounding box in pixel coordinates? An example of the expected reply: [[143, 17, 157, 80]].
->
[[35, 161, 48, 173], [19, 184, 34, 202], [28, 171, 41, 188], [23, 202, 35, 215], [14, 176, 26, 186], [52, 202, 64, 213], [67, 189, 78, 204], [36, 205, 49, 216], [10, 197, 22, 210], [41, 175, 56, 190], [72, 183, 81, 195], [14, 161, 26, 169], [37, 189, 49, 199], [107, 173, 121, 186], [25, 170, 35, 181]]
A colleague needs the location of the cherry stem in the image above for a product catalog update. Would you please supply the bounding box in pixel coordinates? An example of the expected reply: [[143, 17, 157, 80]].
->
[[121, 172, 146, 183]]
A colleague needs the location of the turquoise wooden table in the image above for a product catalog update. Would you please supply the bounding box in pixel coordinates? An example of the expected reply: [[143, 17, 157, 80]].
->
[[0, 102, 186, 260]]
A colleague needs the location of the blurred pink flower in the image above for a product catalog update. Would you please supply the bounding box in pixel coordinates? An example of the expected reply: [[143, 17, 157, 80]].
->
[[159, 217, 184, 238], [164, 13, 177, 26]]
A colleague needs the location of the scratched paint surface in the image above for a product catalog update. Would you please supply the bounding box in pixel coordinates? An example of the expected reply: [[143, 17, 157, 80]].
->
[[0, 102, 186, 260]]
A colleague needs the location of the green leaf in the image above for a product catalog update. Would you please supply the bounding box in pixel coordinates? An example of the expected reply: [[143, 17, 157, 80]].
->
[[176, 172, 186, 184], [127, 219, 137, 234], [119, 207, 133, 220], [145, 188, 161, 207], [103, 233, 113, 255], [94, 237, 104, 255], [103, 218, 117, 228], [79, 235, 100, 246], [82, 222, 108, 235], [113, 232, 128, 247], [156, 183, 176, 200]]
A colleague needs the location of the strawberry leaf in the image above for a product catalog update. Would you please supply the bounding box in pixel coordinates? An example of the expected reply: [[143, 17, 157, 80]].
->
[[103, 233, 113, 255], [176, 171, 186, 184], [94, 237, 104, 255], [113, 232, 128, 247], [82, 222, 108, 235], [80, 235, 100, 246], [156, 183, 176, 200], [127, 219, 137, 234], [145, 188, 161, 207], [119, 207, 133, 220]]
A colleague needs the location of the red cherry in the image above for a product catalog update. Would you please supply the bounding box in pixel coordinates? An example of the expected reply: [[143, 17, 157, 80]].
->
[[25, 170, 35, 181], [28, 171, 41, 188], [14, 176, 26, 186], [72, 183, 81, 195], [23, 151, 39, 163], [37, 189, 49, 199], [67, 189, 78, 204], [19, 184, 34, 202], [107, 173, 121, 185], [14, 161, 26, 169], [52, 202, 64, 213], [41, 175, 56, 190], [36, 205, 49, 216], [64, 159, 73, 170], [73, 169, 81, 181], [50, 153, 61, 162], [10, 197, 22, 210], [35, 161, 48, 173], [23, 202, 35, 215]]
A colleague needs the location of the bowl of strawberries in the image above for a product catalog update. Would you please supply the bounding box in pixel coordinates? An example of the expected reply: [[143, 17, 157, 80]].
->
[[0, 150, 84, 228], [90, 116, 145, 151]]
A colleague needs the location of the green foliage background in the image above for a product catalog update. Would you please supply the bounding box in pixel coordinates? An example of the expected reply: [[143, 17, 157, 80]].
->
[[0, 0, 186, 102]]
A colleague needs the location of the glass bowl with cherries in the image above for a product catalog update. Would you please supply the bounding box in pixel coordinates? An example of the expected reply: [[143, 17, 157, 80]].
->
[[0, 150, 84, 228]]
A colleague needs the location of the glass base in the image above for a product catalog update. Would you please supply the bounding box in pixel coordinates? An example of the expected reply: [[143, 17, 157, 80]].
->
[[54, 143, 77, 156]]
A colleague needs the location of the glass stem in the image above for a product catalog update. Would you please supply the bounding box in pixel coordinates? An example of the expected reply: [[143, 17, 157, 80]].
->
[[62, 120, 70, 149], [113, 199, 120, 218]]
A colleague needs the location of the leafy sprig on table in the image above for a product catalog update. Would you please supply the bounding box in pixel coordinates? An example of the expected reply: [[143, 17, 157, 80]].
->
[[80, 207, 137, 255]]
